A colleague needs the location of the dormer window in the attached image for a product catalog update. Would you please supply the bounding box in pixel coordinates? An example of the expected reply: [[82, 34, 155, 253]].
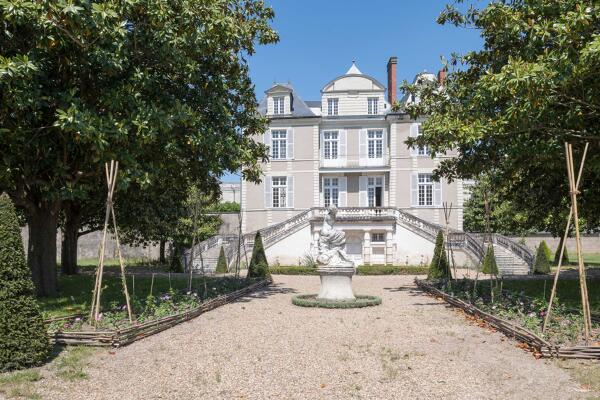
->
[[327, 98, 339, 116], [368, 97, 378, 115], [273, 96, 285, 115]]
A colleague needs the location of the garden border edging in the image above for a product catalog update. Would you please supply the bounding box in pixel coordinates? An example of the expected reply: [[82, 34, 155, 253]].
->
[[48, 278, 271, 347]]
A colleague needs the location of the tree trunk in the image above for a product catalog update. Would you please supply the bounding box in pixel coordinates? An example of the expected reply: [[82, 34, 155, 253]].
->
[[28, 205, 59, 296], [61, 204, 81, 275], [159, 240, 166, 264]]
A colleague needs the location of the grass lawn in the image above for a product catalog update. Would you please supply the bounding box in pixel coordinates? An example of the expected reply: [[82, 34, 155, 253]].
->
[[39, 273, 243, 319], [568, 253, 600, 266], [478, 278, 600, 312]]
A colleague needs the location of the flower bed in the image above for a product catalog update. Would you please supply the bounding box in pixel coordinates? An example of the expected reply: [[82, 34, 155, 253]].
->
[[416, 279, 600, 359], [46, 278, 270, 347]]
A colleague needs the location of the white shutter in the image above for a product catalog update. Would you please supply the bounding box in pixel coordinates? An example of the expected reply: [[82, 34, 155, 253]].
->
[[339, 176, 347, 207], [287, 176, 294, 208], [383, 129, 388, 163], [339, 130, 347, 160], [434, 180, 442, 207], [359, 176, 367, 207], [319, 131, 324, 160], [287, 128, 294, 159], [409, 123, 418, 156], [359, 129, 367, 163], [411, 173, 418, 206], [264, 176, 272, 208], [264, 130, 272, 157]]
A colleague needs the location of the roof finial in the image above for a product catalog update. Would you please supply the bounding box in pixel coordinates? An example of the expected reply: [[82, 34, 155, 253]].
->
[[346, 61, 362, 75]]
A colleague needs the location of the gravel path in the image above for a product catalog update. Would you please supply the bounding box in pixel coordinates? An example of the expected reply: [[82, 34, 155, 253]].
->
[[34, 275, 589, 400]]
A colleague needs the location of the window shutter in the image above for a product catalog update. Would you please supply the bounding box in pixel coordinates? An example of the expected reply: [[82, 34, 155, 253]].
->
[[340, 130, 347, 159], [359, 129, 367, 162], [359, 176, 367, 207], [287, 128, 294, 159], [264, 176, 272, 208], [264, 130, 272, 158], [409, 123, 418, 156], [287, 176, 294, 208], [383, 129, 388, 163], [411, 173, 418, 206], [319, 131, 324, 160], [434, 180, 442, 207], [339, 176, 347, 207]]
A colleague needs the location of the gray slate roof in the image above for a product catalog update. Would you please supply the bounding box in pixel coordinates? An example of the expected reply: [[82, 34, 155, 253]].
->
[[258, 83, 317, 118]]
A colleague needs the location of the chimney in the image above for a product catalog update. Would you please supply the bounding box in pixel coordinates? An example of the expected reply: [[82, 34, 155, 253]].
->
[[387, 56, 397, 105], [437, 68, 447, 87]]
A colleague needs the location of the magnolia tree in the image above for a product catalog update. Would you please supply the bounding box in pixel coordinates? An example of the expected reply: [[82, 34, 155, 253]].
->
[[403, 0, 600, 237], [0, 0, 277, 295]]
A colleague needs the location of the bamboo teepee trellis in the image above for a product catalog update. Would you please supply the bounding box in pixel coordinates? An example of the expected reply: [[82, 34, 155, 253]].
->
[[90, 161, 133, 325], [543, 143, 592, 344]]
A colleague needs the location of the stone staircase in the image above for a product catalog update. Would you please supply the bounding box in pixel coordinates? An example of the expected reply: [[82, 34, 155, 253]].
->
[[493, 244, 530, 276], [184, 207, 535, 276]]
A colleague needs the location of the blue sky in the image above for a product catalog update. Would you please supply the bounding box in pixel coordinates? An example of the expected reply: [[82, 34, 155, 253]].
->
[[222, 0, 484, 182]]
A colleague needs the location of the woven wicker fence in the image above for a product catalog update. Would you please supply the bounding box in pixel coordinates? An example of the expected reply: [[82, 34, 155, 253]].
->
[[47, 279, 270, 347], [415, 279, 600, 360]]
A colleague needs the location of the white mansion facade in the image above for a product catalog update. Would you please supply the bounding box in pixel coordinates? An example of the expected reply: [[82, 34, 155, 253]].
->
[[240, 57, 468, 266]]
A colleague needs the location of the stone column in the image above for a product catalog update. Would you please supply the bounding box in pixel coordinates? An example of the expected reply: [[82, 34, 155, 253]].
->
[[363, 230, 371, 265], [385, 229, 394, 265]]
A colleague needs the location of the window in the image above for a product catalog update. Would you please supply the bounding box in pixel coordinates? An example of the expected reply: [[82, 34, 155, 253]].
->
[[371, 232, 385, 242], [323, 131, 339, 159], [418, 174, 434, 206], [368, 97, 378, 115], [367, 176, 383, 207], [323, 177, 339, 207], [327, 98, 339, 116], [273, 96, 285, 115], [416, 124, 429, 156], [271, 130, 287, 159], [367, 130, 384, 159], [272, 177, 287, 208]]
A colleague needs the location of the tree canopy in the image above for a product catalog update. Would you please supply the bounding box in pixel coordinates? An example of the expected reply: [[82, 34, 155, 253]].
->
[[403, 0, 600, 237], [0, 0, 278, 295]]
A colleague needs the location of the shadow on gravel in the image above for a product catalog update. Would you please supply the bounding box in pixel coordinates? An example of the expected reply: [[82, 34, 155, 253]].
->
[[383, 286, 415, 292], [234, 283, 297, 303]]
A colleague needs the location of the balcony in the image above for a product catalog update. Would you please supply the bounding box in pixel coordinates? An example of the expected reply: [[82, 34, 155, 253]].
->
[[320, 155, 390, 170]]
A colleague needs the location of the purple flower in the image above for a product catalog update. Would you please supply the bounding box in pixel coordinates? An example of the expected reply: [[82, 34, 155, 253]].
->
[[95, 313, 103, 321], [75, 317, 81, 322]]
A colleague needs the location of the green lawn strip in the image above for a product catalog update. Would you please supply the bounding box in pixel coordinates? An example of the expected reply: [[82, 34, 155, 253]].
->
[[0, 370, 42, 399], [269, 265, 427, 275], [54, 347, 97, 381], [39, 274, 246, 318]]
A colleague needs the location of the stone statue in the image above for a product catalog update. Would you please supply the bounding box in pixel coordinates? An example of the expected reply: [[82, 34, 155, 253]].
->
[[317, 206, 354, 268]]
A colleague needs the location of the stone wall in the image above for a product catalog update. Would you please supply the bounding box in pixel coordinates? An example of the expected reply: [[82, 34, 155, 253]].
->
[[509, 234, 600, 255]]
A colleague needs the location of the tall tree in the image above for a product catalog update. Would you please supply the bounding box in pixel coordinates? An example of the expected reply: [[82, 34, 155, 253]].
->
[[0, 0, 277, 295], [403, 0, 600, 237]]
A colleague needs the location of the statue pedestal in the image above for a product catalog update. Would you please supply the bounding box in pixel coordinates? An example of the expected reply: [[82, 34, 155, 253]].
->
[[317, 266, 356, 300]]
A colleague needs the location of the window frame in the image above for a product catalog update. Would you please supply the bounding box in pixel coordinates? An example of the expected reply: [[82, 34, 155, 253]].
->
[[271, 130, 287, 160], [271, 176, 287, 208], [323, 177, 339, 208], [323, 130, 339, 160], [273, 96, 285, 115], [327, 98, 339, 116], [367, 129, 384, 159], [417, 173, 434, 206], [367, 97, 378, 115]]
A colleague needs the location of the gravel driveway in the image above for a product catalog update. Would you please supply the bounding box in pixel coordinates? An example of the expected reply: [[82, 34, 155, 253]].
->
[[33, 275, 589, 400]]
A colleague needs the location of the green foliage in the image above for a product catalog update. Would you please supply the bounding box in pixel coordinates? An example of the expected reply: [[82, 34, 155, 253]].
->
[[292, 294, 381, 308], [300, 253, 317, 269], [357, 265, 429, 275], [403, 1, 600, 236], [0, 0, 278, 294], [534, 242, 551, 274], [208, 202, 241, 213], [554, 243, 570, 266], [216, 246, 228, 273], [428, 231, 450, 279], [248, 232, 270, 279], [481, 245, 499, 276], [540, 240, 552, 261], [0, 194, 49, 371]]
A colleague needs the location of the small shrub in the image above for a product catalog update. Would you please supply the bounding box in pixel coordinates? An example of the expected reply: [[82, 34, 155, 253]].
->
[[481, 245, 499, 276], [0, 194, 50, 371], [428, 231, 450, 279], [540, 240, 552, 261], [215, 246, 228, 273], [534, 241, 551, 274], [554, 243, 570, 266], [300, 253, 317, 268], [248, 232, 270, 279]]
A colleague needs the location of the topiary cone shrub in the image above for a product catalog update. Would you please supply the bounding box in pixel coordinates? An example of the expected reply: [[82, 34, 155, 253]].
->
[[540, 240, 552, 261], [481, 244, 499, 276], [0, 194, 50, 371], [248, 231, 270, 279], [215, 246, 228, 273], [534, 241, 551, 274], [554, 243, 570, 266], [428, 231, 450, 280]]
